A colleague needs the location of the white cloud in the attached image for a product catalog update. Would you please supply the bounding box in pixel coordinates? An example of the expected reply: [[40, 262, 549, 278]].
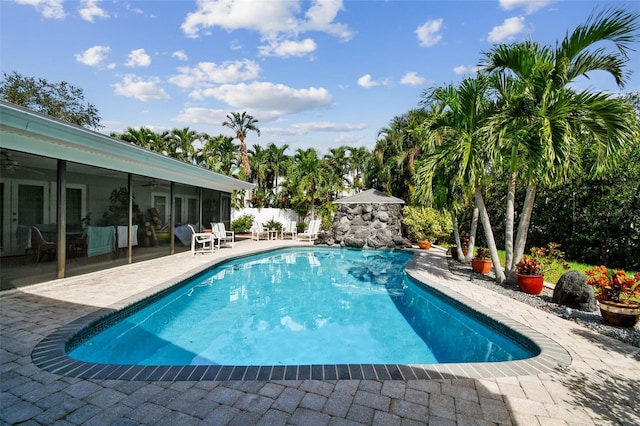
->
[[357, 74, 390, 89], [113, 74, 170, 101], [196, 81, 332, 120], [258, 38, 317, 58], [499, 0, 556, 14], [292, 121, 367, 133], [181, 0, 352, 42], [79, 0, 109, 22], [335, 134, 362, 145], [172, 51, 188, 61], [453, 65, 479, 75], [230, 40, 243, 50], [357, 75, 377, 88], [173, 107, 229, 125], [124, 2, 144, 14], [488, 17, 526, 43], [416, 18, 443, 47], [400, 72, 425, 86], [16, 0, 65, 19], [265, 121, 367, 136], [300, 0, 352, 40], [74, 45, 111, 67], [169, 60, 261, 90], [125, 49, 151, 67]]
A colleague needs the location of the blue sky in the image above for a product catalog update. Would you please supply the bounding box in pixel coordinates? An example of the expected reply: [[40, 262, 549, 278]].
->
[[2, 0, 639, 155]]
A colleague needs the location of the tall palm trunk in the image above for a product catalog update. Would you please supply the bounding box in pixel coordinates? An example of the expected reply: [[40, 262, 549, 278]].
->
[[451, 212, 464, 259], [507, 184, 537, 284], [504, 169, 517, 275], [475, 187, 506, 283], [239, 138, 251, 176], [463, 205, 480, 263]]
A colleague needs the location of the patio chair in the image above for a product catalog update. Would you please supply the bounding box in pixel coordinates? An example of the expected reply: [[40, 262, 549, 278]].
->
[[251, 222, 269, 241], [31, 226, 56, 262], [188, 224, 216, 254], [282, 220, 298, 240], [298, 219, 321, 242], [68, 233, 87, 257], [212, 222, 235, 248]]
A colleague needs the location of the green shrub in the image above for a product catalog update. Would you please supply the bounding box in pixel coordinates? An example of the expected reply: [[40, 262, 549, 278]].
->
[[264, 218, 283, 231], [402, 206, 452, 243], [231, 214, 254, 233]]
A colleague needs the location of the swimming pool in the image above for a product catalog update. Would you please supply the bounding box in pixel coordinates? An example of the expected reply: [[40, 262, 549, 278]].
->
[[67, 247, 537, 366]]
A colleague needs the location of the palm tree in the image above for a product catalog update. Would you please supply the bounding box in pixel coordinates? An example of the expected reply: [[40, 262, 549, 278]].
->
[[287, 148, 331, 220], [264, 143, 290, 206], [372, 109, 428, 200], [196, 133, 238, 175], [115, 127, 164, 153], [347, 147, 370, 193], [165, 127, 199, 163], [248, 144, 269, 205], [324, 146, 350, 197], [482, 7, 640, 282], [416, 75, 506, 282], [222, 111, 260, 177]]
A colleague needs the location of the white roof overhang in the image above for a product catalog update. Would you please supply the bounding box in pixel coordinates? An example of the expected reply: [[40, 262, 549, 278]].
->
[[0, 101, 254, 193]]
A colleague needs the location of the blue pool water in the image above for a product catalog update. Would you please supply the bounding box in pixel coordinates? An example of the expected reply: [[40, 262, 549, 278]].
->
[[68, 248, 536, 365]]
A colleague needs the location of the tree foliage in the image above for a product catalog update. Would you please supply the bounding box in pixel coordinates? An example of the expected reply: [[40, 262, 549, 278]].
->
[[402, 206, 452, 243], [0, 71, 102, 129], [527, 141, 640, 270], [222, 111, 260, 177]]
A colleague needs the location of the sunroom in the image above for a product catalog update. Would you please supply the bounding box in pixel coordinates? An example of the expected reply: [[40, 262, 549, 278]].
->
[[0, 101, 254, 290]]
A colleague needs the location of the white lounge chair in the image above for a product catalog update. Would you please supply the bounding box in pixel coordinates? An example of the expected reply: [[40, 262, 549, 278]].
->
[[281, 220, 298, 240], [188, 224, 216, 254], [298, 219, 321, 242], [251, 222, 269, 241], [212, 222, 235, 248], [307, 252, 320, 267]]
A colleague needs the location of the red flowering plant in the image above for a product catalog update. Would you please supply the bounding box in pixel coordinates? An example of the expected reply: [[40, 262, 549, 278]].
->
[[585, 266, 640, 304], [460, 236, 470, 249], [516, 243, 570, 276], [473, 247, 491, 260]]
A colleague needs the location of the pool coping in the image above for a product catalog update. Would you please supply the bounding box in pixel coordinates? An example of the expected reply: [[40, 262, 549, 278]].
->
[[30, 247, 572, 381]]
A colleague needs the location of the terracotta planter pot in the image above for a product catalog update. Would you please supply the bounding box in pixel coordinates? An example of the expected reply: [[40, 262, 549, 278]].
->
[[517, 273, 544, 295], [418, 240, 432, 250], [450, 248, 468, 261], [471, 258, 492, 274], [598, 300, 640, 328]]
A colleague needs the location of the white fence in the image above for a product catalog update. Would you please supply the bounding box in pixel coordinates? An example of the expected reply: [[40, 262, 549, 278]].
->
[[232, 208, 300, 227]]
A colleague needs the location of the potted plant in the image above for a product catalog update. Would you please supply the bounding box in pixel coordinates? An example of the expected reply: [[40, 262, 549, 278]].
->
[[585, 266, 640, 328], [102, 187, 140, 226], [471, 247, 492, 274], [450, 236, 469, 260], [516, 243, 570, 295]]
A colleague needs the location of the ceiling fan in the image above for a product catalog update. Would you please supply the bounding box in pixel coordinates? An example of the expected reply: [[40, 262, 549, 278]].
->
[[1, 151, 45, 175], [138, 179, 170, 190]]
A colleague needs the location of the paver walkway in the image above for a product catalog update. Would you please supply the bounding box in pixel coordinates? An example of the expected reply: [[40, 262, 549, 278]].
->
[[1, 240, 639, 425]]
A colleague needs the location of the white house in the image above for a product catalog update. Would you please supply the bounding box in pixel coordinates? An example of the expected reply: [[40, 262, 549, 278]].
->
[[0, 101, 254, 289]]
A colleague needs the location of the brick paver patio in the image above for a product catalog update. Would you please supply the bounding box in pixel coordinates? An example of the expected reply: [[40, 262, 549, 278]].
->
[[1, 239, 638, 425]]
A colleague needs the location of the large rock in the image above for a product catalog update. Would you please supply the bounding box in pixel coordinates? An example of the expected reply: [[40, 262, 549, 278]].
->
[[325, 202, 407, 249], [552, 270, 597, 312]]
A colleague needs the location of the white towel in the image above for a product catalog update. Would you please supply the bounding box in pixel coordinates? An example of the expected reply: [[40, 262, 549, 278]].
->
[[117, 225, 139, 248]]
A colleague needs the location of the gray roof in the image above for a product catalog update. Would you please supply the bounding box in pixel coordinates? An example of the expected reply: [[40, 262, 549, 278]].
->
[[334, 188, 405, 204], [0, 101, 255, 193]]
